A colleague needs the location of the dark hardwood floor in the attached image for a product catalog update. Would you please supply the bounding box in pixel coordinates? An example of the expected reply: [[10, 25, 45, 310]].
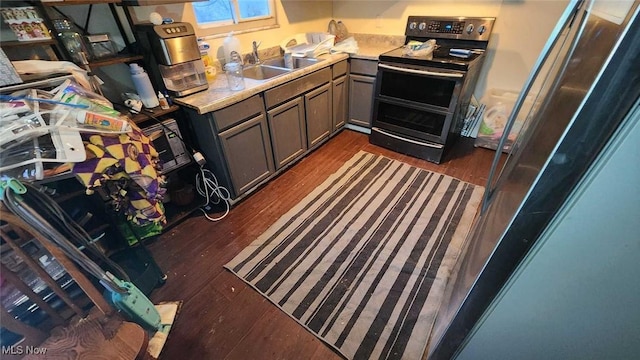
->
[[147, 130, 499, 359]]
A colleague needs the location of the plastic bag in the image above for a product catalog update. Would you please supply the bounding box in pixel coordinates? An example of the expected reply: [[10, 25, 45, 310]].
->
[[403, 39, 436, 58], [330, 37, 359, 55], [0, 81, 132, 180], [281, 32, 336, 57]]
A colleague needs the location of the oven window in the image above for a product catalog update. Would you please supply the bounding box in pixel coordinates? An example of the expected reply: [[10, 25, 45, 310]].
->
[[376, 101, 447, 137], [379, 70, 457, 108]]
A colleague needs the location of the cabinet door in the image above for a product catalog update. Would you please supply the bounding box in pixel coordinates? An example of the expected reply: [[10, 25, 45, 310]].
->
[[332, 75, 348, 132], [268, 97, 307, 169], [218, 114, 275, 195], [349, 74, 376, 128], [305, 83, 332, 148]]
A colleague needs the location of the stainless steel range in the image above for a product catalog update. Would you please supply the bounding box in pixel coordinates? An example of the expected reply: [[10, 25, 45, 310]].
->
[[370, 16, 495, 163]]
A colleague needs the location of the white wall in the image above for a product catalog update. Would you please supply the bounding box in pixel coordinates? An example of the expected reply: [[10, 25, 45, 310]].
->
[[332, 0, 568, 99], [480, 0, 570, 95], [454, 106, 640, 360], [332, 1, 502, 36]]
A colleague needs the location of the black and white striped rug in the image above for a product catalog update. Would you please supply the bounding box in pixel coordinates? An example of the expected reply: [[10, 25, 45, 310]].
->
[[225, 151, 484, 359]]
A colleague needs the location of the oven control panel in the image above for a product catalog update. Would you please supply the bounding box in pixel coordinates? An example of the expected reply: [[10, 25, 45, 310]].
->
[[406, 16, 495, 41]]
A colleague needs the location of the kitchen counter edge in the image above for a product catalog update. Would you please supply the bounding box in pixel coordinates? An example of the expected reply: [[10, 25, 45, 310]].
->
[[174, 53, 350, 115]]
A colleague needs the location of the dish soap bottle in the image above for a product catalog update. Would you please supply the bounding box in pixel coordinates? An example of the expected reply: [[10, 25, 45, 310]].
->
[[198, 37, 216, 82], [223, 32, 241, 65], [129, 63, 159, 108]]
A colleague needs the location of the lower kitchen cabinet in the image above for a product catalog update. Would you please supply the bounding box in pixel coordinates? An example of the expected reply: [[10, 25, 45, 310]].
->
[[349, 74, 376, 128], [268, 97, 307, 169], [185, 63, 348, 201], [332, 75, 348, 132], [218, 113, 275, 195], [305, 83, 332, 148]]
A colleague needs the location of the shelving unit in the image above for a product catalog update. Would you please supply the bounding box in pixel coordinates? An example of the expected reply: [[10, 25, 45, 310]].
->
[[1, 0, 139, 85], [2, 1, 205, 235], [38, 0, 136, 67], [1, 38, 58, 48], [127, 104, 181, 124], [124, 105, 208, 229], [85, 53, 142, 69]]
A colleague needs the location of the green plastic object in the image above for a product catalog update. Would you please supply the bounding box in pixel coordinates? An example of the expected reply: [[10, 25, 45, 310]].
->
[[117, 220, 164, 246], [0, 177, 27, 201], [107, 276, 161, 331]]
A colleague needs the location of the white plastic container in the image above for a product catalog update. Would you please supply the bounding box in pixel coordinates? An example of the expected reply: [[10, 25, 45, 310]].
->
[[129, 63, 159, 108], [223, 32, 241, 65]]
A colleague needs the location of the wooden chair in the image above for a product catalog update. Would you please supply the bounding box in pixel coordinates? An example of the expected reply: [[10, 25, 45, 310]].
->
[[0, 206, 149, 359]]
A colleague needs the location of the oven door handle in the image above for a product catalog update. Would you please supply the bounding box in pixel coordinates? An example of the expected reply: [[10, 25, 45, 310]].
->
[[372, 128, 445, 149], [378, 64, 464, 78]]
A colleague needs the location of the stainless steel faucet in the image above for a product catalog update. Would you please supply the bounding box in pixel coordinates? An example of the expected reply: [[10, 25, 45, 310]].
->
[[251, 41, 261, 64]]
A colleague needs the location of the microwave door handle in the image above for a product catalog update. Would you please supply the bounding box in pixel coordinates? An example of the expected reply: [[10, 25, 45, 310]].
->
[[378, 64, 464, 78]]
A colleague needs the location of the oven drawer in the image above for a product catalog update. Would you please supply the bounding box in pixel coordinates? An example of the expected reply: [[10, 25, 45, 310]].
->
[[373, 99, 453, 144]]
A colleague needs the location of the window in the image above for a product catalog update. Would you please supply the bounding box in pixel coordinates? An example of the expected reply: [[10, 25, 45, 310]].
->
[[192, 0, 277, 34]]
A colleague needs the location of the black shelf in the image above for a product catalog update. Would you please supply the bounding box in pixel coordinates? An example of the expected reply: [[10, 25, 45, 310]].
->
[[86, 54, 144, 69], [129, 105, 181, 124], [1, 39, 58, 47], [39, 0, 122, 6], [0, 74, 74, 94]]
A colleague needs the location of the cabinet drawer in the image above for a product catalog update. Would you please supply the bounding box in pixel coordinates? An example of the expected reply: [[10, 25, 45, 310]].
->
[[332, 60, 348, 79], [350, 59, 378, 76], [213, 94, 264, 131], [265, 68, 331, 109]]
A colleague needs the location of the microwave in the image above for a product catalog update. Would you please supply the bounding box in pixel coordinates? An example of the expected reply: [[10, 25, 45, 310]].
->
[[142, 119, 191, 173]]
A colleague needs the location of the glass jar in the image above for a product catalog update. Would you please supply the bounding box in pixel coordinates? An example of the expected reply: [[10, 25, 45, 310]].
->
[[224, 62, 245, 91]]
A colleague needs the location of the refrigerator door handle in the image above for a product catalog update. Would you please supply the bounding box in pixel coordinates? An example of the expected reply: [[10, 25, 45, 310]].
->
[[481, 0, 586, 213]]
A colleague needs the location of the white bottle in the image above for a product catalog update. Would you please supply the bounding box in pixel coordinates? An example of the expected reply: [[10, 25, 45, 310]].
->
[[129, 63, 159, 108], [223, 32, 242, 65]]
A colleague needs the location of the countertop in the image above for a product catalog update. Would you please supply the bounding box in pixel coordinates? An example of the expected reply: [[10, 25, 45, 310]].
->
[[350, 43, 398, 60], [174, 53, 348, 115], [174, 35, 402, 115], [350, 33, 404, 60]]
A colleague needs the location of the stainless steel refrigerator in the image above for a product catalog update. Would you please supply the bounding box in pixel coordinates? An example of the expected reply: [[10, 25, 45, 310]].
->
[[427, 0, 640, 358]]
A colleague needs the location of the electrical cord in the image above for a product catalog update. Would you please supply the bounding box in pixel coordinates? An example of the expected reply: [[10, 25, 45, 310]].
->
[[122, 103, 231, 222], [196, 167, 231, 222]]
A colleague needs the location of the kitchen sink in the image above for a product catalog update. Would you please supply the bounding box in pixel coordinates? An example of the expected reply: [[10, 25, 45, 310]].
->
[[262, 56, 323, 69], [242, 65, 291, 80]]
